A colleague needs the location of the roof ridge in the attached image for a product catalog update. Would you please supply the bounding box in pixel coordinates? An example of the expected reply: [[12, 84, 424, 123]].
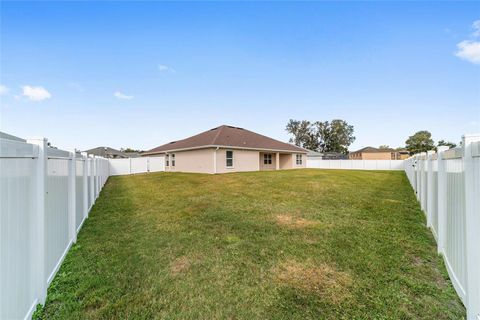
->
[[211, 125, 225, 145], [240, 127, 308, 151]]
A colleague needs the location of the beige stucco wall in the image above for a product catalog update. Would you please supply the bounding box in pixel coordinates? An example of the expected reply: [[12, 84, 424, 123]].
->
[[292, 153, 306, 169], [279, 153, 292, 169], [161, 148, 306, 174], [259, 152, 277, 171], [165, 148, 214, 174], [361, 152, 392, 160], [215, 148, 259, 173], [260, 152, 306, 170]]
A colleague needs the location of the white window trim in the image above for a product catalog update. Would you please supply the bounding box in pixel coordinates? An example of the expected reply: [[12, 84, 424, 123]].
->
[[171, 153, 176, 167], [296, 154, 303, 165], [263, 153, 273, 165], [226, 150, 234, 168]]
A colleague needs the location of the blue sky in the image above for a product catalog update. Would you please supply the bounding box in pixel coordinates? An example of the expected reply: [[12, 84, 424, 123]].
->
[[0, 1, 479, 151]]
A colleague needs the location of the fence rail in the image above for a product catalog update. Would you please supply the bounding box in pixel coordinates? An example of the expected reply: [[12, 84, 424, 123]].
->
[[404, 134, 480, 320], [307, 159, 404, 170], [0, 136, 109, 320], [109, 156, 165, 175]]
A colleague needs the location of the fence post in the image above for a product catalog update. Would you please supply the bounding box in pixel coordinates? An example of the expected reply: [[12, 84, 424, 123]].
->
[[415, 154, 420, 199], [436, 146, 449, 255], [463, 134, 480, 320], [426, 151, 435, 229], [27, 137, 47, 304], [411, 156, 417, 194], [68, 150, 77, 243], [89, 156, 94, 207], [419, 152, 426, 211], [92, 156, 97, 198], [82, 152, 88, 219]]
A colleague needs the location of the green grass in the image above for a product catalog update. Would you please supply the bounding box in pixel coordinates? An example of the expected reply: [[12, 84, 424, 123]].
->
[[35, 169, 465, 319]]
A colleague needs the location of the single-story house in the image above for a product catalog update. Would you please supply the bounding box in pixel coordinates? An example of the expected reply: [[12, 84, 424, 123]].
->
[[142, 125, 308, 174], [322, 152, 348, 160], [307, 150, 324, 159], [85, 147, 134, 159], [349, 147, 409, 160]]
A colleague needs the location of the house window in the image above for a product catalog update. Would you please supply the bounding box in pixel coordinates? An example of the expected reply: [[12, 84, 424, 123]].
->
[[165, 154, 169, 166], [171, 154, 176, 167], [226, 150, 233, 168], [296, 154, 303, 165], [264, 153, 272, 165]]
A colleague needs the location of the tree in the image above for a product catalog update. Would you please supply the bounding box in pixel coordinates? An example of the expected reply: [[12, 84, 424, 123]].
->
[[437, 140, 457, 149], [379, 145, 390, 150], [121, 147, 142, 153], [405, 131, 435, 155], [286, 119, 355, 154], [315, 120, 355, 154], [285, 120, 319, 151]]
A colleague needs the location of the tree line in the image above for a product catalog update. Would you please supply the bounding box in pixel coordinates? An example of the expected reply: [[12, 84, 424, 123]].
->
[[286, 119, 458, 155]]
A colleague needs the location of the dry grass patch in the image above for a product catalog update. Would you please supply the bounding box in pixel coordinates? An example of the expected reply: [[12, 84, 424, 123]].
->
[[275, 214, 320, 229], [383, 198, 402, 204], [274, 261, 353, 304], [170, 256, 192, 276]]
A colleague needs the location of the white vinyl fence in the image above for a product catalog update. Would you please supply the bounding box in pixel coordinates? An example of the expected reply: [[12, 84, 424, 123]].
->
[[0, 135, 109, 320], [404, 134, 480, 320], [307, 159, 404, 170], [109, 156, 165, 176]]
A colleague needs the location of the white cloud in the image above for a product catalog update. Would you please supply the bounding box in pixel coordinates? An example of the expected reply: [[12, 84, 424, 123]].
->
[[158, 64, 176, 73], [455, 40, 480, 64], [455, 20, 480, 65], [114, 91, 134, 100], [0, 85, 9, 95], [473, 20, 480, 37], [22, 85, 52, 101]]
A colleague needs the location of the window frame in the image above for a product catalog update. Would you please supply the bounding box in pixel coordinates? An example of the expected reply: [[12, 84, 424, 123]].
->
[[296, 154, 303, 165], [263, 153, 273, 165], [165, 154, 169, 167], [226, 150, 234, 168], [171, 153, 176, 167]]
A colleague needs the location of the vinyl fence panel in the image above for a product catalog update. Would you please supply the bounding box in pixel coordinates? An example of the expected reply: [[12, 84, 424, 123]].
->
[[149, 156, 165, 172], [0, 139, 39, 320], [75, 158, 85, 231], [405, 134, 480, 320], [0, 134, 110, 320], [306, 159, 404, 170], [108, 157, 166, 175], [109, 158, 131, 175], [131, 157, 148, 174], [45, 154, 71, 284]]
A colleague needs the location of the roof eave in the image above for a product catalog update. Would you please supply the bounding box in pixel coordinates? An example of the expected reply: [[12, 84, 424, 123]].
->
[[142, 144, 308, 156]]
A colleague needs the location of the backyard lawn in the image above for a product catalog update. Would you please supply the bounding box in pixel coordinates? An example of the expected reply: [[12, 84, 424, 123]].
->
[[35, 169, 465, 319]]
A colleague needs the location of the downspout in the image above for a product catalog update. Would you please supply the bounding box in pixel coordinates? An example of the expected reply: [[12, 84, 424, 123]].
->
[[214, 147, 219, 174]]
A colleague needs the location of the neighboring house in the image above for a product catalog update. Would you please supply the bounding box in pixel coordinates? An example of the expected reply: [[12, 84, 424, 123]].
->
[[123, 152, 141, 158], [85, 147, 130, 159], [0, 131, 25, 142], [395, 149, 410, 160], [307, 150, 324, 159], [142, 125, 308, 174], [322, 152, 348, 160], [349, 147, 409, 160]]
